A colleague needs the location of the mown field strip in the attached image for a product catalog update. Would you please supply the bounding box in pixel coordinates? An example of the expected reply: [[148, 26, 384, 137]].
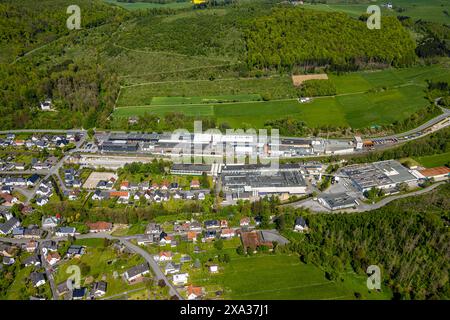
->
[[113, 42, 232, 63], [118, 63, 237, 79], [120, 75, 283, 88], [114, 98, 297, 109]]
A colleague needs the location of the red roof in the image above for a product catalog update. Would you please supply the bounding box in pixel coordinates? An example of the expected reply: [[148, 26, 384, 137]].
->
[[87, 221, 112, 231], [187, 231, 197, 240], [160, 251, 172, 257], [187, 285, 203, 297], [221, 228, 235, 235], [110, 191, 129, 197], [419, 166, 450, 177]]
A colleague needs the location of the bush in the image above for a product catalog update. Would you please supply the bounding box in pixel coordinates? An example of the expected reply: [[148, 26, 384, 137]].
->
[[299, 79, 336, 97]]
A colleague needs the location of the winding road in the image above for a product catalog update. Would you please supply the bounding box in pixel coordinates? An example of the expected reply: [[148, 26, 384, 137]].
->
[[0, 232, 183, 300]]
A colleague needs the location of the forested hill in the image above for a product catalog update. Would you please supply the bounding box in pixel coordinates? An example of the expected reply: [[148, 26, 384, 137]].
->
[[0, 0, 126, 63], [0, 0, 128, 129], [245, 8, 417, 70]]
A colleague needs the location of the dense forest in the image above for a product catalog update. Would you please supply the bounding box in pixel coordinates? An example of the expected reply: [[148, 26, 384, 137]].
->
[[0, 0, 127, 129], [276, 183, 450, 299], [245, 8, 417, 70]]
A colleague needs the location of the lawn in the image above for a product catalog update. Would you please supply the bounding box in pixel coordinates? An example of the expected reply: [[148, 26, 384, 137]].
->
[[415, 152, 450, 168], [111, 221, 148, 236], [302, 0, 450, 24], [54, 245, 147, 299], [103, 0, 193, 10], [190, 254, 392, 300], [114, 64, 448, 129], [117, 76, 296, 107]]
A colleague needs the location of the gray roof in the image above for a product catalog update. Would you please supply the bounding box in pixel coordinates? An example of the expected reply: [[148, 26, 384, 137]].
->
[[92, 281, 107, 293], [23, 255, 41, 266], [125, 263, 149, 278], [342, 160, 417, 190], [295, 217, 307, 227], [0, 217, 20, 234], [319, 193, 357, 210], [56, 227, 76, 234], [222, 170, 306, 190], [30, 272, 45, 285]]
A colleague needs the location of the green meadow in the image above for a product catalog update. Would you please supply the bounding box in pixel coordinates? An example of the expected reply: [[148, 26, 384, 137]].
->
[[415, 152, 450, 168], [190, 254, 392, 300], [302, 0, 450, 24], [114, 63, 447, 129], [103, 0, 193, 10], [54, 246, 146, 299]]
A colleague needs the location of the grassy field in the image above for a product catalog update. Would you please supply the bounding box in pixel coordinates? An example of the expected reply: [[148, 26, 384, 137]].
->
[[302, 0, 450, 24], [103, 0, 193, 10], [54, 245, 147, 299], [415, 152, 450, 168], [190, 254, 392, 300], [114, 64, 449, 129]]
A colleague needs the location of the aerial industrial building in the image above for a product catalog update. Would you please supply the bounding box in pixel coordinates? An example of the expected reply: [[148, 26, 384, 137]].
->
[[341, 160, 418, 192]]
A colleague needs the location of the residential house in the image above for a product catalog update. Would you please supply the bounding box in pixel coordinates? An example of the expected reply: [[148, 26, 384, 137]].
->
[[145, 222, 162, 234], [0, 217, 20, 235], [3, 256, 15, 265], [66, 245, 85, 258], [55, 227, 77, 237], [1, 186, 12, 194], [220, 220, 228, 229], [92, 190, 108, 201], [110, 191, 130, 203], [240, 217, 251, 227], [136, 234, 156, 246], [294, 217, 308, 232], [124, 263, 150, 283], [220, 229, 235, 239], [36, 197, 49, 207], [30, 272, 46, 287], [40, 99, 52, 111], [180, 255, 191, 264], [91, 281, 107, 298], [56, 281, 71, 296], [205, 230, 217, 240], [68, 190, 80, 201], [46, 252, 61, 266], [120, 181, 129, 191], [187, 231, 198, 243], [155, 251, 172, 262], [25, 240, 38, 253], [23, 255, 41, 267], [169, 182, 179, 191], [172, 273, 189, 286], [209, 265, 218, 274], [72, 287, 87, 300], [204, 220, 220, 229], [41, 241, 58, 252], [189, 221, 202, 231], [0, 244, 17, 257], [0, 193, 19, 206], [42, 216, 59, 230], [160, 181, 170, 191], [190, 179, 200, 189], [87, 221, 112, 233], [164, 262, 181, 275], [187, 285, 204, 300], [159, 233, 172, 246]]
